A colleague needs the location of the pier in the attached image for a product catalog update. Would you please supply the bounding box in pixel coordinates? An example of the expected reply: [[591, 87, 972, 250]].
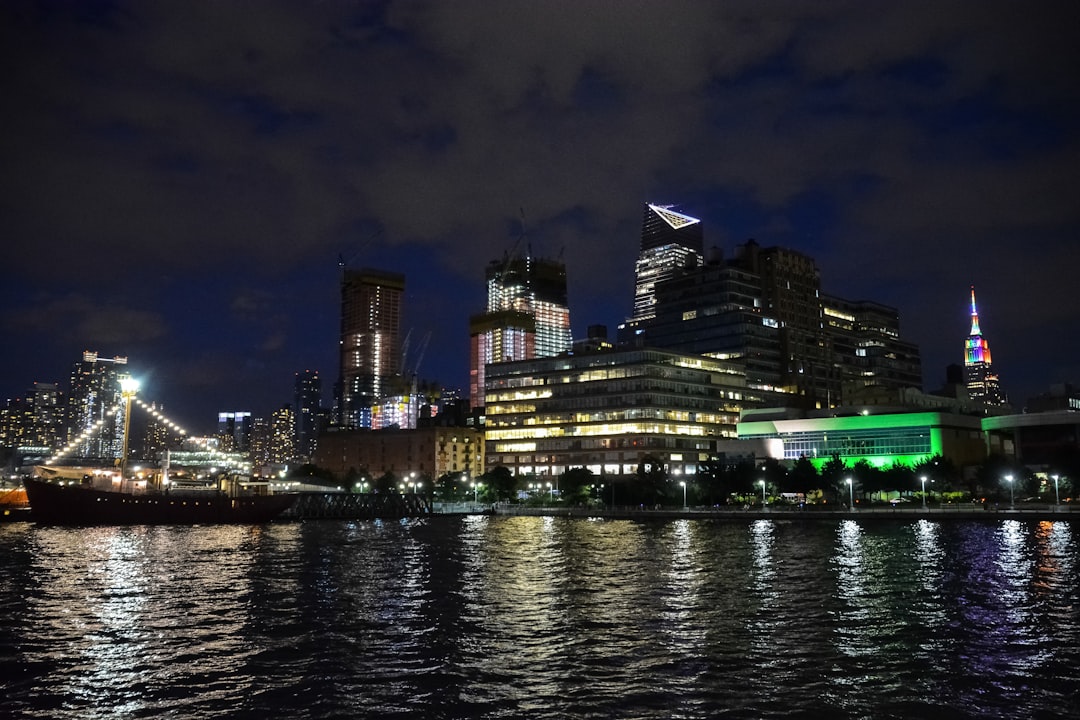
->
[[282, 492, 431, 520]]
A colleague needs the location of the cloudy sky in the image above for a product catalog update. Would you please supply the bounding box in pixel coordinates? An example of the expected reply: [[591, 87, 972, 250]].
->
[[3, 1, 1078, 430]]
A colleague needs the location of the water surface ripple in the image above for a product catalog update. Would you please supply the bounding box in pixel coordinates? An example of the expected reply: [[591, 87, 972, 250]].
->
[[2, 516, 1077, 719]]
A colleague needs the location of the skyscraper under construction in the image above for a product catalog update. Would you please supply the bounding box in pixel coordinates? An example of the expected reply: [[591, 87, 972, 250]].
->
[[469, 253, 572, 406], [337, 268, 404, 428]]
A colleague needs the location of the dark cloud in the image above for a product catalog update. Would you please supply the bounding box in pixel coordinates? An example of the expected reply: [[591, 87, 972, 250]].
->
[[3, 0, 1078, 426]]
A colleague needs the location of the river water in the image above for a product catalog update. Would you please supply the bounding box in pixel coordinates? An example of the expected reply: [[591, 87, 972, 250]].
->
[[1, 516, 1077, 719]]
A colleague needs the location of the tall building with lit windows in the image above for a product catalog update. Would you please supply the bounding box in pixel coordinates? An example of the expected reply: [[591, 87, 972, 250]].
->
[[483, 347, 747, 479], [269, 405, 297, 463], [67, 351, 128, 460], [620, 233, 922, 410], [632, 203, 704, 322], [468, 310, 536, 403], [964, 286, 1007, 407], [338, 268, 405, 428], [821, 296, 922, 396], [468, 254, 571, 407], [217, 411, 252, 453]]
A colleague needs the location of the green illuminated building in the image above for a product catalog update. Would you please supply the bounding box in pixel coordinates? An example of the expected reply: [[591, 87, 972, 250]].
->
[[737, 411, 986, 469]]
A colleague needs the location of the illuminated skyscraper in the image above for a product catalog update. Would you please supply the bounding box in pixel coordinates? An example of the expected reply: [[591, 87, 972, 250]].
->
[[469, 254, 570, 407], [964, 286, 1006, 406], [632, 204, 704, 321], [338, 268, 405, 428], [269, 404, 297, 463], [67, 351, 128, 459]]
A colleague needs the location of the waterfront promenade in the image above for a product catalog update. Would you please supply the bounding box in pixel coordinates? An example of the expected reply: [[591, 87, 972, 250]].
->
[[472, 502, 1078, 522]]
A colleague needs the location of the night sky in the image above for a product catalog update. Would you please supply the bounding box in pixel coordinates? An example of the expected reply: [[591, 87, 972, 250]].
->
[[3, 1, 1079, 433]]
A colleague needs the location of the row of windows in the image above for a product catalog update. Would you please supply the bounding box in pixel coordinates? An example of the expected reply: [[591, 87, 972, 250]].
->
[[493, 434, 717, 453], [487, 421, 732, 442], [744, 427, 933, 460]]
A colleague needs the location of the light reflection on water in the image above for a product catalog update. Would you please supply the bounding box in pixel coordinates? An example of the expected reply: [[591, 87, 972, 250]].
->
[[1, 518, 1078, 719]]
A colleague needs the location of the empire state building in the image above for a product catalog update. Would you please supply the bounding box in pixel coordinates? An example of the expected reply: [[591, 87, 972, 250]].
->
[[964, 286, 1007, 406]]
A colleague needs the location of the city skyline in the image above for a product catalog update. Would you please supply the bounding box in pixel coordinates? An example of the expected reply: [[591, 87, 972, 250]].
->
[[3, 2, 1079, 429]]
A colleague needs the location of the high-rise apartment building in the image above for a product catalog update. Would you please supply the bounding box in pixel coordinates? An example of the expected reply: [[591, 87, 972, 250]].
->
[[964, 287, 1007, 406], [67, 351, 128, 460], [0, 383, 65, 463], [469, 254, 570, 407], [822, 296, 923, 398], [269, 405, 297, 463], [338, 268, 405, 428], [294, 369, 321, 459], [731, 240, 834, 405], [632, 204, 704, 322]]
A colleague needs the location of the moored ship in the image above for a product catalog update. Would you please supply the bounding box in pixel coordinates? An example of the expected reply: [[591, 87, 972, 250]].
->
[[23, 475, 295, 525]]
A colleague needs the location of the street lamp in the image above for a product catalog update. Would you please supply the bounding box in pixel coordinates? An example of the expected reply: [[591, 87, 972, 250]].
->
[[759, 478, 766, 508], [1052, 474, 1060, 508], [680, 480, 687, 510], [546, 482, 553, 501], [1005, 474, 1014, 510], [846, 477, 855, 511], [920, 475, 928, 510], [471, 481, 483, 504]]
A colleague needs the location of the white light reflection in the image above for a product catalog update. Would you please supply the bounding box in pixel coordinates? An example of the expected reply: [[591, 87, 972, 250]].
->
[[50, 529, 155, 716], [909, 519, 949, 661], [747, 519, 777, 664], [997, 520, 1032, 621], [749, 519, 776, 601], [995, 521, 1051, 672], [912, 519, 944, 594], [661, 519, 703, 648], [832, 520, 868, 658]]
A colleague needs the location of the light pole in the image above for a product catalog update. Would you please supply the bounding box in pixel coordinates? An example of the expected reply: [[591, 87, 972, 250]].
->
[[1006, 474, 1014, 509], [759, 478, 766, 508], [680, 480, 687, 510], [546, 482, 553, 501], [1052, 474, 1060, 508], [118, 375, 139, 486], [920, 475, 928, 510], [472, 481, 482, 504], [846, 477, 854, 511]]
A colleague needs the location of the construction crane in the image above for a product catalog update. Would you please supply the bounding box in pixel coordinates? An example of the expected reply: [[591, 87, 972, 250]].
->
[[337, 228, 383, 274]]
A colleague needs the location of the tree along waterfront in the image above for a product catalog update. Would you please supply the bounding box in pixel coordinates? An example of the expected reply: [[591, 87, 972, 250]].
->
[[298, 450, 1076, 515]]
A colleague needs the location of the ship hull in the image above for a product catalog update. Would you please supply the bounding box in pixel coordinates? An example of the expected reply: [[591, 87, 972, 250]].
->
[[23, 478, 295, 525]]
